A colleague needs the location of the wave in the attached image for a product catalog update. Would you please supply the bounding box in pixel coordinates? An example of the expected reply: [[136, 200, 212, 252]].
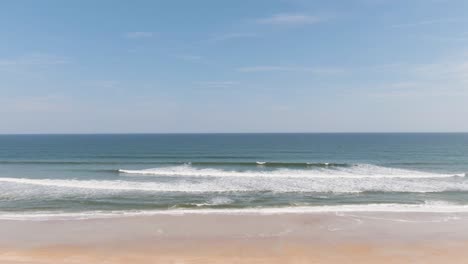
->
[[176, 161, 350, 168], [0, 177, 208, 192], [0, 160, 350, 168], [1, 173, 468, 194], [0, 160, 172, 165], [192, 197, 234, 207], [92, 155, 260, 159], [118, 164, 464, 179], [2, 202, 468, 220]]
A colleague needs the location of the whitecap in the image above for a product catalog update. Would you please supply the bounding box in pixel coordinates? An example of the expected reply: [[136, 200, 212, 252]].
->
[[118, 164, 464, 179]]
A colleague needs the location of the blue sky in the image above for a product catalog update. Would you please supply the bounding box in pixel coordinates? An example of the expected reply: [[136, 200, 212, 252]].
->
[[1, 0, 468, 133]]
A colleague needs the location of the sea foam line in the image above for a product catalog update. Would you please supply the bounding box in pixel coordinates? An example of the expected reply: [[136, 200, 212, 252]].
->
[[2, 203, 468, 221], [2, 175, 468, 194], [118, 164, 464, 179]]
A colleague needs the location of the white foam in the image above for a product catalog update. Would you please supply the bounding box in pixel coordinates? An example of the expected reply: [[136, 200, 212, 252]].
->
[[1, 174, 468, 195], [2, 203, 468, 221], [0, 177, 233, 193], [193, 197, 234, 207], [119, 164, 463, 179]]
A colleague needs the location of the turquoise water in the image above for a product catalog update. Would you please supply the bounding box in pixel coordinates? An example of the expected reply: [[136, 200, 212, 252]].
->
[[0, 133, 467, 219]]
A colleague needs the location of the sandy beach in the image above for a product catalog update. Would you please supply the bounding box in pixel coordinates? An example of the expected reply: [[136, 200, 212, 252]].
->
[[1, 212, 468, 263], [3, 0, 468, 261]]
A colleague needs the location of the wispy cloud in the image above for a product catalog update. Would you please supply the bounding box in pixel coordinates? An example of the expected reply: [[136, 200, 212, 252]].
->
[[195, 81, 239, 89], [0, 95, 70, 113], [238, 66, 343, 74], [257, 13, 323, 26], [0, 54, 69, 67], [124, 31, 154, 39], [412, 60, 468, 84], [391, 18, 463, 28], [175, 55, 203, 61], [86, 80, 120, 89], [208, 33, 257, 42], [362, 54, 468, 97]]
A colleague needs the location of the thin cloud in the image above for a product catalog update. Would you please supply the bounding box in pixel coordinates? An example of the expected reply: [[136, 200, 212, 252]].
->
[[86, 80, 120, 89], [208, 33, 257, 42], [257, 13, 323, 26], [0, 54, 69, 67], [195, 81, 239, 89], [412, 60, 468, 84], [175, 55, 203, 61], [391, 18, 463, 28], [124, 31, 154, 39], [0, 95, 70, 113], [358, 55, 468, 97], [238, 66, 343, 74]]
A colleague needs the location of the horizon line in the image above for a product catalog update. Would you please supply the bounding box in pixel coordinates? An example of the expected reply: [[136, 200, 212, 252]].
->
[[1, 132, 467, 136]]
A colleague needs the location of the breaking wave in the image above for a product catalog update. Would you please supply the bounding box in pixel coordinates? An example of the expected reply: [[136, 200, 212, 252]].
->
[[118, 164, 464, 179], [1, 174, 467, 195]]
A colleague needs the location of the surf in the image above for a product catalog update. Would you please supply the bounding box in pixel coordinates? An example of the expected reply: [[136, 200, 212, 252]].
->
[[1, 173, 468, 195], [2, 202, 468, 221], [118, 164, 464, 179]]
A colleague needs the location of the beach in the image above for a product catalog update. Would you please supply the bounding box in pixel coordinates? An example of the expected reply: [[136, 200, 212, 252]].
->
[[4, 0, 468, 260], [1, 212, 468, 263], [1, 134, 467, 263]]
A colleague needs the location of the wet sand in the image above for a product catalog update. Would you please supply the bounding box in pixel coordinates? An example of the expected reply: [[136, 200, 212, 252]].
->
[[1, 212, 468, 263]]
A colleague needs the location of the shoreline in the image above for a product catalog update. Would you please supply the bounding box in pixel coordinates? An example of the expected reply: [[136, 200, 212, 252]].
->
[[3, 202, 468, 221], [1, 212, 468, 263]]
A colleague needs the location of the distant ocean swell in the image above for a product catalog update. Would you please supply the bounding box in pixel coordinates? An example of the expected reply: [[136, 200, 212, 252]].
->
[[0, 160, 349, 167]]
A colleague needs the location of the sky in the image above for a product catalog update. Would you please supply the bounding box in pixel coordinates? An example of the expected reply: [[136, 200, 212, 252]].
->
[[1, 0, 468, 133]]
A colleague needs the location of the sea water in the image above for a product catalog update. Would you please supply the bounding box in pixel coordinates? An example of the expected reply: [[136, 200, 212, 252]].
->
[[0, 133, 467, 220]]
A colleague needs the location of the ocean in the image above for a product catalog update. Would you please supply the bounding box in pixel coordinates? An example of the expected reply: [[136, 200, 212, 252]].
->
[[0, 133, 467, 220]]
